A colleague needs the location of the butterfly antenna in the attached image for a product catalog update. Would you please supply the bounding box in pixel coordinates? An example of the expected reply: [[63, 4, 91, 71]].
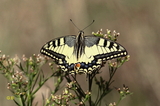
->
[[70, 19, 95, 31], [70, 19, 81, 31], [82, 20, 95, 31]]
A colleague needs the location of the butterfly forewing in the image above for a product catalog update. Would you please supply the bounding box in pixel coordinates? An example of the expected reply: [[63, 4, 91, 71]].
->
[[84, 36, 127, 60], [40, 35, 76, 62]]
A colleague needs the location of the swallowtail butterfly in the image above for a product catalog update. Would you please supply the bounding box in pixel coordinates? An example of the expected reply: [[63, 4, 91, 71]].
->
[[40, 30, 128, 74]]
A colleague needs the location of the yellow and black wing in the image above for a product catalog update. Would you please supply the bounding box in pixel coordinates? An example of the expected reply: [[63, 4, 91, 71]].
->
[[40, 34, 127, 74]]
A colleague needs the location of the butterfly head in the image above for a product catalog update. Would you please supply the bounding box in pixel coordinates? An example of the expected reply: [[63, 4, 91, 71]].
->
[[78, 30, 84, 36]]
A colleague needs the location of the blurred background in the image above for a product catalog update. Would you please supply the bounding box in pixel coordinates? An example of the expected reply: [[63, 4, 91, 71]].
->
[[0, 0, 160, 106]]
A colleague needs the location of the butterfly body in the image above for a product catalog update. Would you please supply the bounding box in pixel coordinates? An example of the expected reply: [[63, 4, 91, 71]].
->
[[40, 31, 127, 74]]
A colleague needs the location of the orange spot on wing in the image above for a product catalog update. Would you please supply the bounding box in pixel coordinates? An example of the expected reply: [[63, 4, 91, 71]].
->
[[75, 63, 81, 68]]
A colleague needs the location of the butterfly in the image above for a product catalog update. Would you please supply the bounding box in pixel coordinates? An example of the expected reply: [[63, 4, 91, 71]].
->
[[40, 30, 128, 74]]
